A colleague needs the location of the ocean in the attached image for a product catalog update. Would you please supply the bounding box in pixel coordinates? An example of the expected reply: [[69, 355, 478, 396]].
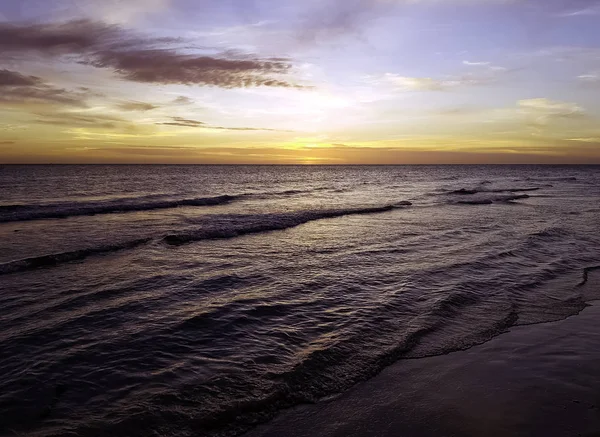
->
[[1, 165, 599, 437]]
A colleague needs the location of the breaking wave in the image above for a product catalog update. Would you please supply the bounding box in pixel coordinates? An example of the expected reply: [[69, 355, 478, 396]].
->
[[0, 195, 242, 223], [163, 205, 400, 245], [0, 238, 152, 275], [446, 187, 540, 196]]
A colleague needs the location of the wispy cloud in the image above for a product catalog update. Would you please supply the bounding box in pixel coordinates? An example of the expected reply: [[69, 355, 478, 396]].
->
[[293, 0, 518, 43], [463, 60, 490, 66], [116, 101, 158, 111], [0, 69, 89, 107], [567, 137, 600, 142], [578, 72, 600, 83], [463, 60, 507, 71], [158, 117, 206, 128], [375, 70, 500, 91], [62, 0, 171, 24], [518, 98, 585, 127], [384, 75, 448, 91], [557, 3, 600, 17], [172, 96, 194, 105], [157, 116, 290, 131], [33, 111, 137, 131]]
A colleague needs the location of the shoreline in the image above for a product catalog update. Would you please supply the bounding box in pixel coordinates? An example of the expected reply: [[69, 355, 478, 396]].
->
[[246, 297, 600, 437]]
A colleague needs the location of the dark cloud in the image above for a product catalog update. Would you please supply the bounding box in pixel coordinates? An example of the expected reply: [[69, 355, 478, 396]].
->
[[0, 20, 106, 55], [156, 116, 289, 131], [84, 49, 296, 88], [0, 20, 303, 89], [158, 117, 206, 127], [116, 101, 158, 111], [0, 69, 42, 86], [0, 141, 16, 145], [0, 19, 179, 55], [0, 69, 89, 107]]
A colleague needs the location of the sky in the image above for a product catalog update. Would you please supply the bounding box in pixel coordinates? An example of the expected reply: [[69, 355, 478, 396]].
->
[[0, 0, 599, 164]]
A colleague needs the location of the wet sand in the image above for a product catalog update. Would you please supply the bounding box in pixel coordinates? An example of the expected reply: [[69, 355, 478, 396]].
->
[[246, 300, 600, 437]]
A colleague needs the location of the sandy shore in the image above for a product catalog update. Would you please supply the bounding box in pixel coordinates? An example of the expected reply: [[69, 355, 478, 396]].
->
[[246, 299, 600, 437]]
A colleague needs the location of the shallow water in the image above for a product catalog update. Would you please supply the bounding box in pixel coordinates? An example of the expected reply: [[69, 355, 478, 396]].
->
[[1, 165, 599, 437]]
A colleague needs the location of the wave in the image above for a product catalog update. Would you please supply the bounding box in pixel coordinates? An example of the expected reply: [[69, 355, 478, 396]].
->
[[0, 186, 345, 223], [578, 265, 600, 286], [1, 204, 407, 273], [448, 189, 479, 195], [0, 195, 241, 223], [484, 187, 540, 193], [0, 238, 151, 275], [447, 187, 540, 196], [515, 176, 577, 182], [529, 226, 569, 241], [251, 186, 342, 199], [163, 205, 400, 245], [455, 194, 530, 205]]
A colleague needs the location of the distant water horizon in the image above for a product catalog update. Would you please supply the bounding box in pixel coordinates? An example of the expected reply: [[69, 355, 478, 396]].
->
[[1, 165, 599, 437], [2, 163, 599, 166]]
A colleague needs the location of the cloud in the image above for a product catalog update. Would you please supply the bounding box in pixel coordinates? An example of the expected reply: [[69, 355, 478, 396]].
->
[[64, 0, 171, 24], [172, 96, 194, 105], [385, 75, 447, 91], [533, 46, 600, 63], [518, 98, 584, 116], [433, 106, 480, 116], [158, 117, 206, 127], [0, 69, 41, 86], [157, 117, 289, 131], [557, 3, 600, 17], [567, 137, 600, 142], [116, 101, 158, 111], [33, 111, 134, 130], [518, 98, 585, 127], [463, 60, 490, 66], [463, 60, 507, 71], [578, 72, 600, 83], [212, 126, 287, 132], [293, 0, 517, 43], [0, 69, 89, 107], [0, 20, 114, 57], [0, 20, 302, 89], [85, 49, 297, 88], [377, 72, 496, 91]]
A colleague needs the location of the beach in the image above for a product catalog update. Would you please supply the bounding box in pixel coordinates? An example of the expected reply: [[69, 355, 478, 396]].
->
[[248, 291, 600, 437]]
